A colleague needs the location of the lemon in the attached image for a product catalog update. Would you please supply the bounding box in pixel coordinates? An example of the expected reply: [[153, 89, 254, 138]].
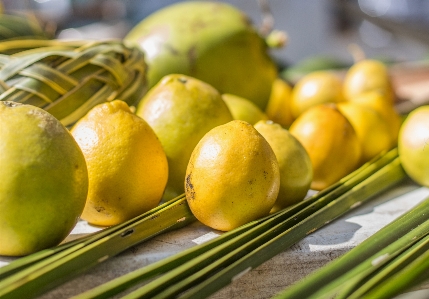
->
[[290, 71, 344, 119], [185, 120, 280, 231], [0, 102, 88, 256], [265, 78, 294, 128], [343, 59, 395, 103], [338, 102, 393, 165], [348, 90, 401, 146], [71, 100, 168, 227], [254, 120, 312, 212], [289, 104, 361, 190], [136, 74, 233, 200], [398, 105, 429, 187], [222, 93, 268, 125]]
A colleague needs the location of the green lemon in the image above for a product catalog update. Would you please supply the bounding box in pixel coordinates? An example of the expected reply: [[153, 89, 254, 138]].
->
[[124, 1, 277, 110], [254, 120, 313, 212], [398, 105, 429, 187], [136, 74, 233, 200], [0, 102, 88, 256], [222, 93, 268, 125]]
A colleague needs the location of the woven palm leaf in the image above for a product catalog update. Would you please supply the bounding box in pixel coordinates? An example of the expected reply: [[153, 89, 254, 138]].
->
[[0, 39, 148, 126]]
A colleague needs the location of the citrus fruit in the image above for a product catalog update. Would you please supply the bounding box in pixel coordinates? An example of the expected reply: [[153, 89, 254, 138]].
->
[[254, 120, 312, 212], [222, 93, 268, 125], [343, 59, 395, 103], [347, 90, 401, 146], [289, 104, 361, 190], [124, 1, 278, 110], [136, 74, 233, 200], [0, 102, 88, 256], [338, 102, 393, 165], [264, 78, 294, 128], [185, 120, 280, 231], [71, 100, 168, 227], [398, 105, 429, 187], [290, 71, 344, 119]]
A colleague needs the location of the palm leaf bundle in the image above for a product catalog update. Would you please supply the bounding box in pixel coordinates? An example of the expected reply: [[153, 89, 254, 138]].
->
[[68, 149, 405, 299], [0, 39, 147, 126], [273, 193, 429, 299]]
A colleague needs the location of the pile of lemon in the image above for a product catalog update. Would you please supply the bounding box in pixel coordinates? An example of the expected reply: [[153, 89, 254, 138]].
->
[[67, 59, 401, 233], [0, 58, 403, 256], [65, 73, 313, 233], [267, 59, 401, 191]]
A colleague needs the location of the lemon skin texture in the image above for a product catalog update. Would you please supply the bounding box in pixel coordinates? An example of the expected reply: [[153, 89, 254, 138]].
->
[[398, 105, 429, 187], [338, 102, 393, 165], [255, 120, 313, 212], [290, 71, 344, 119], [71, 100, 168, 227], [265, 78, 294, 128], [343, 59, 395, 104], [136, 74, 233, 201], [289, 104, 361, 191], [0, 102, 88, 256], [347, 90, 401, 146], [222, 93, 268, 125], [185, 120, 280, 231]]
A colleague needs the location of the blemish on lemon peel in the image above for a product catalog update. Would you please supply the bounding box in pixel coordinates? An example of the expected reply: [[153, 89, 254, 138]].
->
[[185, 173, 196, 201]]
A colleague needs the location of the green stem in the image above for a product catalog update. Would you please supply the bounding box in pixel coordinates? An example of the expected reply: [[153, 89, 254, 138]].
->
[[0, 195, 194, 299], [273, 191, 429, 299]]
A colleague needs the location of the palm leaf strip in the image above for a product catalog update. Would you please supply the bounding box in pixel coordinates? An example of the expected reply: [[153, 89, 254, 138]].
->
[[71, 149, 404, 299], [273, 188, 429, 299], [0, 195, 195, 299]]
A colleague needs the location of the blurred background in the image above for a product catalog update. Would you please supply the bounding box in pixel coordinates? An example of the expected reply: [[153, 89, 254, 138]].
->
[[3, 0, 429, 110], [2, 0, 429, 67]]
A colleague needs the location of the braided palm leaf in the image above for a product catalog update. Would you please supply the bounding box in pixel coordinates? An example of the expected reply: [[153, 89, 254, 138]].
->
[[0, 39, 148, 126]]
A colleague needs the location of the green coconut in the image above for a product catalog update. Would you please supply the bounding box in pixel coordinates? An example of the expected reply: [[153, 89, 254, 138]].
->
[[124, 1, 278, 110]]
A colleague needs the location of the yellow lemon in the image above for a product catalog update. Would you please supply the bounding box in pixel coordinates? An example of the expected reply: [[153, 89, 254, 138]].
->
[[290, 71, 344, 119], [136, 74, 233, 200], [254, 120, 313, 212], [71, 100, 168, 227], [265, 78, 294, 128], [398, 105, 429, 187], [289, 104, 361, 191], [0, 102, 88, 256], [343, 59, 395, 103], [348, 90, 401, 146], [222, 93, 268, 125], [338, 102, 393, 165], [185, 120, 280, 231]]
